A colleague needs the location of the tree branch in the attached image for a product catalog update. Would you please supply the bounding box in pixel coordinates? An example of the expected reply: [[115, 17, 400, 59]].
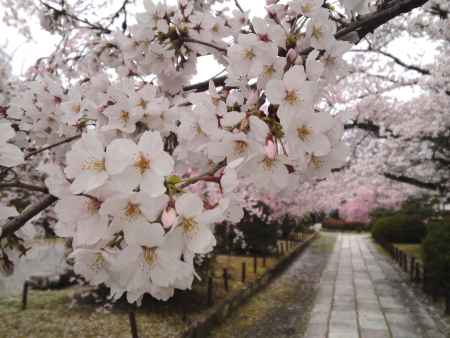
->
[[351, 49, 431, 75], [383, 172, 444, 191], [0, 195, 58, 239], [178, 160, 226, 189], [184, 0, 430, 93], [25, 134, 81, 160], [336, 0, 429, 42], [344, 120, 398, 138], [0, 182, 49, 194]]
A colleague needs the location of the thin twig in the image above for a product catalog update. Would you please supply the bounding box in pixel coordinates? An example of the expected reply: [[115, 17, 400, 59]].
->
[[25, 134, 81, 160], [178, 161, 226, 189], [183, 38, 227, 53]]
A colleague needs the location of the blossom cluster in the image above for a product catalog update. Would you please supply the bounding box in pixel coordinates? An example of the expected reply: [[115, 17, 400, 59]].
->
[[0, 0, 373, 304]]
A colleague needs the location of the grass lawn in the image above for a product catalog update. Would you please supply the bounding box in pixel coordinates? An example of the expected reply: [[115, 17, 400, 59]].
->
[[0, 238, 305, 338], [0, 288, 188, 338], [394, 243, 423, 261]]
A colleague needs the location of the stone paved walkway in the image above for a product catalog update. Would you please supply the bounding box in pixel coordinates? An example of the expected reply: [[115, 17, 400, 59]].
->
[[305, 233, 448, 338]]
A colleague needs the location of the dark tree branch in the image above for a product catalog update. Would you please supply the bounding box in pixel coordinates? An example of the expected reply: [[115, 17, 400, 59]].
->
[[344, 120, 398, 138], [25, 134, 81, 160], [0, 195, 58, 239], [336, 0, 429, 42], [383, 172, 444, 191], [352, 49, 431, 75], [183, 75, 227, 92], [0, 182, 49, 194]]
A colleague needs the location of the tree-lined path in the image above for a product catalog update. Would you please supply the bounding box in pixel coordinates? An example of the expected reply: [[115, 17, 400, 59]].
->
[[209, 233, 448, 338], [305, 234, 447, 338]]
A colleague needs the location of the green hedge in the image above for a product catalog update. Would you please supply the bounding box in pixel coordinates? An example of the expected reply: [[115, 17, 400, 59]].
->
[[371, 213, 426, 244], [422, 219, 450, 290]]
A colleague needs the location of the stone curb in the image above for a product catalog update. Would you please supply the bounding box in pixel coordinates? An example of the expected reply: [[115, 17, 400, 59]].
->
[[182, 232, 319, 338]]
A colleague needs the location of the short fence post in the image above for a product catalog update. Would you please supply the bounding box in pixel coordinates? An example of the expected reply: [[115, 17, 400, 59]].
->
[[262, 256, 266, 268], [415, 262, 421, 283], [403, 253, 408, 272], [241, 262, 246, 283], [253, 256, 257, 274], [128, 311, 139, 338], [223, 268, 229, 292], [21, 281, 29, 310], [445, 289, 450, 315], [410, 257, 416, 281], [207, 277, 214, 306], [422, 266, 429, 294]]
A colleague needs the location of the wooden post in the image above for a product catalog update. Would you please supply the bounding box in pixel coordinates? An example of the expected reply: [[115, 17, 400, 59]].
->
[[128, 311, 139, 338], [415, 262, 421, 283], [253, 256, 257, 274], [410, 257, 416, 281], [422, 266, 429, 294], [262, 256, 266, 268], [223, 268, 229, 292], [241, 262, 246, 283], [207, 277, 213, 306], [403, 253, 408, 272], [21, 281, 29, 310], [445, 289, 450, 315]]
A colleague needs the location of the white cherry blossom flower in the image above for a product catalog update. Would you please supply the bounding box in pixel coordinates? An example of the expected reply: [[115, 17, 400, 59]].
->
[[170, 193, 217, 255], [65, 131, 110, 194], [306, 9, 336, 50], [0, 122, 24, 167], [100, 192, 168, 247], [105, 131, 174, 196], [266, 65, 316, 123]]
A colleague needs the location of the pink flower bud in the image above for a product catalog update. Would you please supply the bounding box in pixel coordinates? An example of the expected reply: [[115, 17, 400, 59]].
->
[[287, 48, 297, 64], [162, 207, 177, 229], [265, 139, 277, 160]]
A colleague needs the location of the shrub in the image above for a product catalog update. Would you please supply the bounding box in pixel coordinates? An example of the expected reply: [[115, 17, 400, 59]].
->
[[422, 218, 450, 290], [322, 218, 367, 231], [371, 213, 426, 243]]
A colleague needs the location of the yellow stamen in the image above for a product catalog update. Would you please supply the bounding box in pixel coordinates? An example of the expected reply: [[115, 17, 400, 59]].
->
[[125, 202, 141, 217], [302, 3, 312, 13], [181, 217, 197, 234], [134, 152, 150, 175], [310, 154, 322, 169], [262, 157, 274, 169], [137, 99, 147, 109], [297, 126, 312, 141], [82, 159, 106, 172], [285, 90, 299, 105], [312, 25, 323, 40], [264, 65, 275, 77], [120, 111, 130, 124], [244, 48, 255, 60], [143, 247, 158, 266], [233, 140, 248, 154]]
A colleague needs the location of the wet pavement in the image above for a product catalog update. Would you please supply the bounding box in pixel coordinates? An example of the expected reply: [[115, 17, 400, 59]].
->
[[304, 233, 448, 338], [208, 233, 449, 338]]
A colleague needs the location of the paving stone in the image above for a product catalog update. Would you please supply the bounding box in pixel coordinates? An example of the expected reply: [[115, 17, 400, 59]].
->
[[302, 234, 448, 338], [360, 329, 391, 338]]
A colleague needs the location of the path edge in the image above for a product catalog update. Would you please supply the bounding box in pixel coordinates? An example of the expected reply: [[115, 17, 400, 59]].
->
[[182, 232, 319, 338]]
